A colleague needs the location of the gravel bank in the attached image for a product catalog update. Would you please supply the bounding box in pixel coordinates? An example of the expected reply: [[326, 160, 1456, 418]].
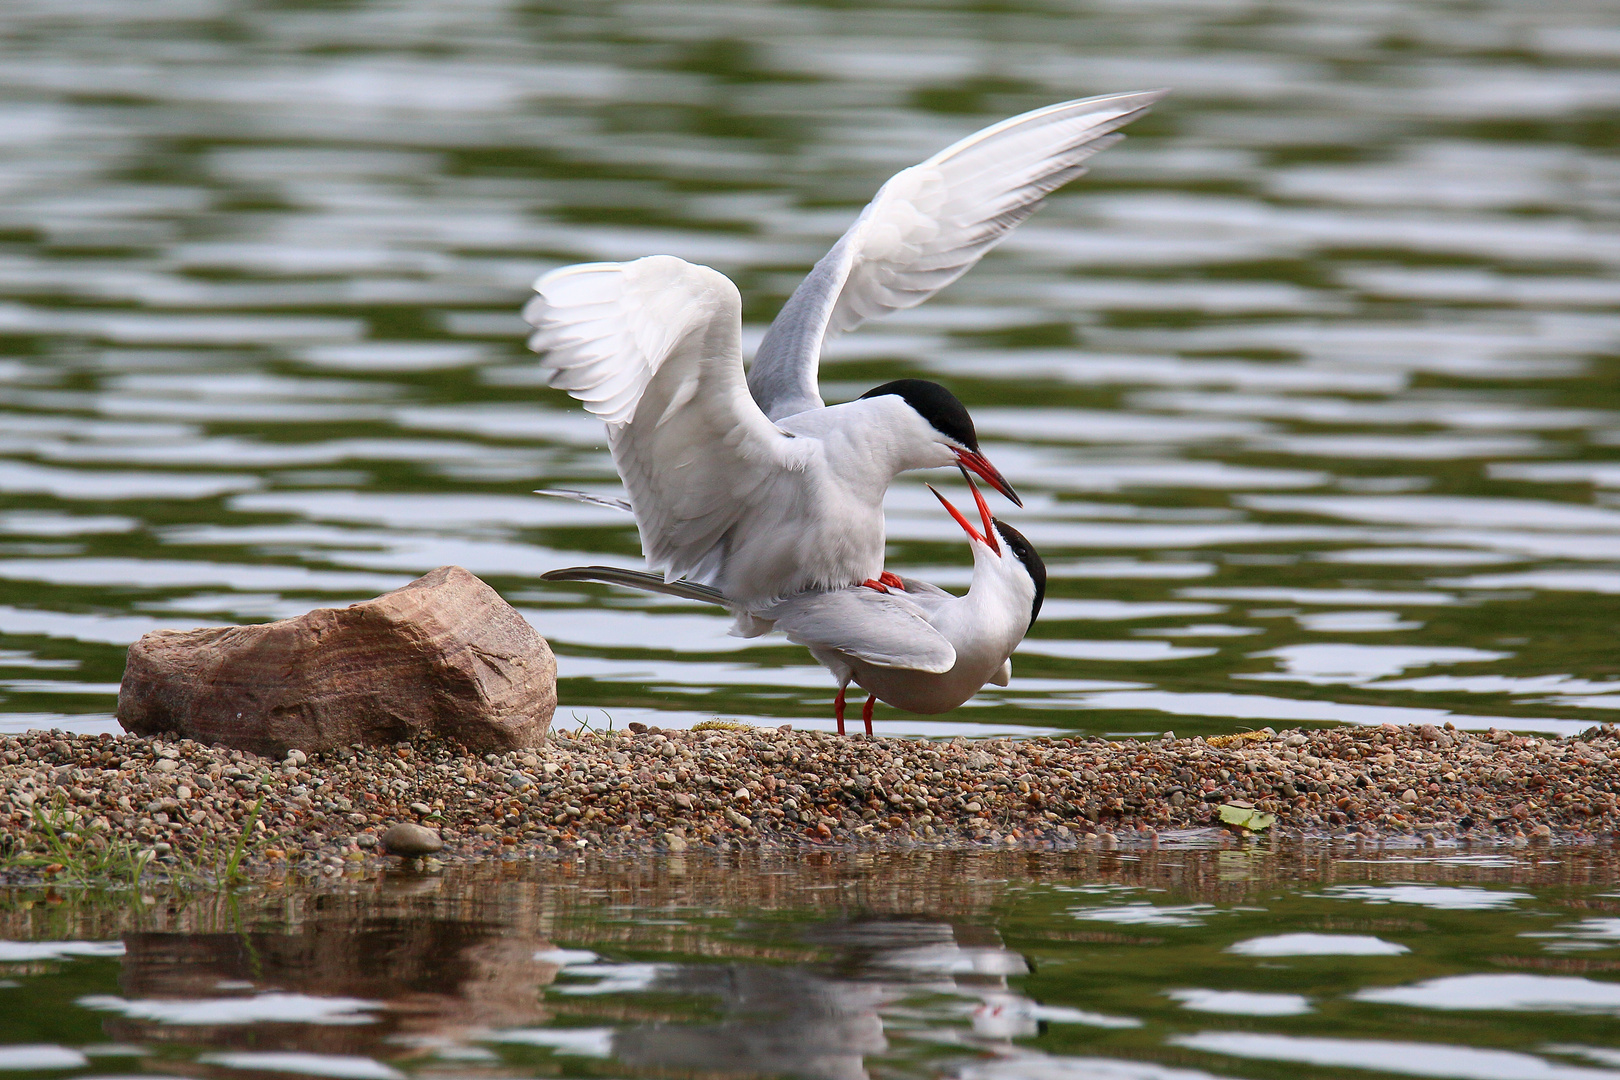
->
[[2, 721, 1617, 876]]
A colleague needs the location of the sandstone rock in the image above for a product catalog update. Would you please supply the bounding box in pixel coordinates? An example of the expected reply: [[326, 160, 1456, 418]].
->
[[380, 821, 445, 857], [118, 566, 555, 755]]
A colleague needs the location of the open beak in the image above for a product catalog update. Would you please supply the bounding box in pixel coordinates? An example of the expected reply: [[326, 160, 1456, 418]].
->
[[965, 472, 997, 545], [928, 478, 1000, 556], [954, 449, 1021, 507]]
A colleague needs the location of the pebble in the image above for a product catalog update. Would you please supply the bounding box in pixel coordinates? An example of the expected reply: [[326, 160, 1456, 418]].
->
[[379, 822, 443, 857], [0, 723, 1617, 875]]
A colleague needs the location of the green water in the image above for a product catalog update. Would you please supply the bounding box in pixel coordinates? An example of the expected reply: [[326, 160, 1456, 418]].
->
[[4, 3, 1620, 1071], [5, 849, 1620, 1080], [0, 0, 1617, 741]]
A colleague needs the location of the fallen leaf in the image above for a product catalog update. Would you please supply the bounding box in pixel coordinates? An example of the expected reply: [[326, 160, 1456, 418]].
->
[[1219, 803, 1276, 832]]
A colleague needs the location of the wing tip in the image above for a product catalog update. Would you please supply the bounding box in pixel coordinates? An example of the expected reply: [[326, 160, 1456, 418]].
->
[[921, 88, 1169, 169], [1111, 86, 1172, 105], [1057, 87, 1172, 114], [530, 260, 626, 293]]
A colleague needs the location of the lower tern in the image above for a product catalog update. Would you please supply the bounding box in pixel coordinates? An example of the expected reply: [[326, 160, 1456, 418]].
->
[[542, 477, 1045, 735], [523, 90, 1161, 608]]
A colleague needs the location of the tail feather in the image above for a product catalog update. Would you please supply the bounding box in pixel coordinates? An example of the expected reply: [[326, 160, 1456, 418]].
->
[[540, 565, 730, 607], [534, 488, 633, 513]]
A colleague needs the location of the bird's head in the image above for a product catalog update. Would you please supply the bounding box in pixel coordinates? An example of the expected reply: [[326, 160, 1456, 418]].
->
[[928, 476, 1046, 628], [859, 379, 1020, 506]]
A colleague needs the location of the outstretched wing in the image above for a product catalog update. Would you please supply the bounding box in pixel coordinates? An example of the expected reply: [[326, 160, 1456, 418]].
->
[[524, 256, 804, 584], [748, 90, 1167, 421], [766, 589, 956, 673]]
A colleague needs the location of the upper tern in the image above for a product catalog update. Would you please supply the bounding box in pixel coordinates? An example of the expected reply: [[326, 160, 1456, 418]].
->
[[542, 476, 1046, 735], [524, 89, 1161, 607]]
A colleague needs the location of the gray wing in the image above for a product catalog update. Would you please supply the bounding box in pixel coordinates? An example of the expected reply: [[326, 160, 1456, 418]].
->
[[765, 589, 956, 673], [747, 90, 1166, 421], [891, 576, 956, 616]]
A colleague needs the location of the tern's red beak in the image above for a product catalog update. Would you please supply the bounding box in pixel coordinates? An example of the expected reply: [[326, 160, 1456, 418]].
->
[[953, 448, 1021, 507], [928, 477, 1000, 556], [966, 472, 997, 544]]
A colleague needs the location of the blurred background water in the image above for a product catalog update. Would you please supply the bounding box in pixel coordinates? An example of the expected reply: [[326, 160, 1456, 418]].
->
[[0, 0, 1617, 739]]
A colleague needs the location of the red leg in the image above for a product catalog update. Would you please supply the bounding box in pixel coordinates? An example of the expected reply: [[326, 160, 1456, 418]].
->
[[834, 687, 846, 735], [862, 694, 876, 736], [878, 571, 905, 591], [859, 578, 890, 593]]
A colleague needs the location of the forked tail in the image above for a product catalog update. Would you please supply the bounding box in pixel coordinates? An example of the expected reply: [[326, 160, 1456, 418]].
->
[[539, 565, 730, 607], [533, 489, 633, 513]]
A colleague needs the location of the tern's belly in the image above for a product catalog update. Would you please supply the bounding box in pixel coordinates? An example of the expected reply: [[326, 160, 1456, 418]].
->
[[846, 654, 1004, 715], [714, 500, 884, 607]]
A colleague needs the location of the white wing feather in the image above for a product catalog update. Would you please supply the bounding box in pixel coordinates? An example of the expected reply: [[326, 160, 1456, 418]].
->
[[748, 89, 1167, 420], [523, 256, 802, 584], [524, 257, 706, 425], [766, 589, 957, 673]]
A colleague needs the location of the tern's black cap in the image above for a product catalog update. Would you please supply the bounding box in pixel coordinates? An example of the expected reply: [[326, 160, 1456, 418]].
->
[[859, 379, 978, 451], [993, 520, 1045, 626]]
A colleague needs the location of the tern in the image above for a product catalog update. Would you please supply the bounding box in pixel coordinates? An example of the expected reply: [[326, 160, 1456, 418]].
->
[[542, 476, 1046, 735], [523, 90, 1161, 608]]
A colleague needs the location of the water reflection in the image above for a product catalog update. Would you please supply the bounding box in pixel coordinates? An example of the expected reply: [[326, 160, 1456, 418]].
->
[[607, 955, 892, 1080], [5, 849, 1620, 1080], [84, 916, 558, 1053]]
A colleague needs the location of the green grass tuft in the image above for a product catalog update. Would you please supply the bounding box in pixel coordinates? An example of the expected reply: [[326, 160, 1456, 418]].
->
[[1, 794, 267, 891]]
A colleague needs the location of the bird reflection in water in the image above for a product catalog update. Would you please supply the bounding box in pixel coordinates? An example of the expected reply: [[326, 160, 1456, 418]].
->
[[609, 918, 1036, 1080]]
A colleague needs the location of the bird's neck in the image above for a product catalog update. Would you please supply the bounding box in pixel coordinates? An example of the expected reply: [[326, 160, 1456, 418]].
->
[[785, 397, 952, 481], [932, 551, 1031, 664]]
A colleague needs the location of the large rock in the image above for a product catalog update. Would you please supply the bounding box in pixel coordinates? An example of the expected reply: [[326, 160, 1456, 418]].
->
[[117, 565, 555, 755]]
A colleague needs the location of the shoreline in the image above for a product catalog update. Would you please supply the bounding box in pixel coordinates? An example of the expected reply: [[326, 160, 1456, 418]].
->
[[2, 721, 1617, 879]]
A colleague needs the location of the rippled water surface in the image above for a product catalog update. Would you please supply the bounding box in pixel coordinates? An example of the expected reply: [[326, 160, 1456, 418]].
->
[[0, 0, 1618, 738], [6, 849, 1620, 1080]]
